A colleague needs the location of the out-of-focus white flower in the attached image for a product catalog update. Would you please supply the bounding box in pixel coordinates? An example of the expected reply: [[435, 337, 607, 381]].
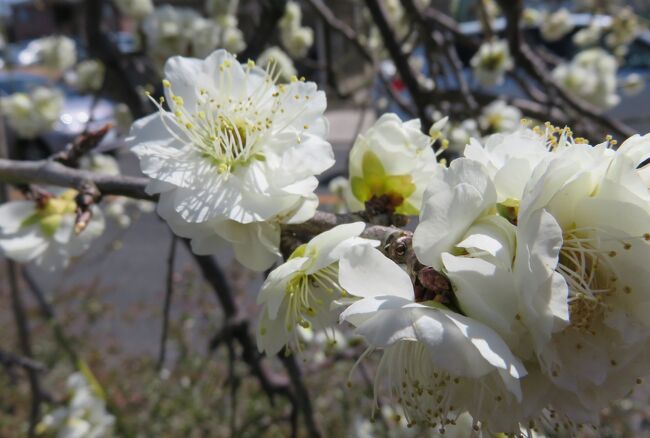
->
[[222, 24, 246, 54], [328, 176, 350, 214], [470, 39, 513, 87], [573, 22, 602, 47], [0, 190, 104, 271], [67, 59, 105, 93], [345, 113, 441, 215], [206, 0, 238, 17], [511, 135, 650, 423], [621, 73, 646, 96], [1, 87, 63, 139], [540, 9, 574, 42], [27, 35, 77, 71], [79, 154, 139, 229], [552, 48, 620, 109], [605, 7, 639, 49], [282, 26, 314, 60], [37, 372, 114, 438], [143, 6, 242, 71], [522, 8, 542, 27], [79, 153, 120, 176], [113, 0, 154, 20], [279, 1, 314, 59], [257, 46, 297, 82], [128, 49, 334, 271], [114, 103, 133, 135], [257, 222, 373, 355], [479, 100, 522, 134], [338, 243, 527, 434], [446, 118, 479, 154]]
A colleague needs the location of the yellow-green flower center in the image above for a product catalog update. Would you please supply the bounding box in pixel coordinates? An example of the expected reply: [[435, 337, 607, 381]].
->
[[350, 150, 418, 215], [21, 190, 77, 237]]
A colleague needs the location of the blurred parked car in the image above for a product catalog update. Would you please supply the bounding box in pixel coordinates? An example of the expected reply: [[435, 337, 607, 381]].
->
[[373, 13, 650, 134], [0, 71, 117, 156]]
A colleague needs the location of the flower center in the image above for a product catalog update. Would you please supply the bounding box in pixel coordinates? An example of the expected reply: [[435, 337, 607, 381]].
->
[[557, 228, 617, 333], [368, 341, 495, 433], [21, 190, 78, 237], [282, 264, 340, 351]]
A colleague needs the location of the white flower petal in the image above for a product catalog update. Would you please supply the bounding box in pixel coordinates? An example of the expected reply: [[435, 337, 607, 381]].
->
[[338, 244, 414, 300]]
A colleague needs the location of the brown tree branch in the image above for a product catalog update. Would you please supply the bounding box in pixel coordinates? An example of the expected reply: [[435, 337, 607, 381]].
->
[[365, 0, 433, 126]]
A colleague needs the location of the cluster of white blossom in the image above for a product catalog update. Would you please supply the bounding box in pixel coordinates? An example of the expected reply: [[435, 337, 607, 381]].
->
[[26, 35, 77, 71], [553, 48, 620, 109], [1, 86, 63, 139], [478, 99, 522, 134], [37, 372, 115, 437], [470, 39, 513, 87], [142, 5, 245, 71], [113, 0, 153, 20], [337, 125, 650, 434], [66, 59, 105, 93], [278, 1, 314, 59], [540, 8, 574, 42]]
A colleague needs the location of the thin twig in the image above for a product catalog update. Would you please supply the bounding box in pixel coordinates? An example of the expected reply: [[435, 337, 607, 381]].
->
[[365, 0, 433, 126], [157, 235, 177, 370], [278, 352, 322, 438], [6, 261, 41, 438], [0, 349, 46, 373]]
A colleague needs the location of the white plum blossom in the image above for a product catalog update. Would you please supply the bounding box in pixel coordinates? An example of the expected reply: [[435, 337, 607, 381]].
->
[[128, 49, 334, 271], [27, 35, 77, 71], [37, 372, 115, 438], [540, 9, 574, 42], [512, 134, 650, 422], [257, 46, 297, 83], [464, 127, 551, 205], [478, 100, 522, 134], [338, 243, 527, 433], [143, 6, 238, 71], [1, 87, 63, 139], [605, 7, 639, 49], [345, 113, 441, 215], [552, 48, 620, 109], [221, 24, 246, 54], [278, 1, 314, 59], [256, 222, 373, 355], [470, 39, 513, 87], [0, 190, 104, 271], [67, 59, 105, 93], [573, 22, 602, 47], [206, 0, 238, 17], [114, 103, 133, 135], [522, 8, 542, 27], [621, 73, 645, 96], [113, 0, 154, 20]]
